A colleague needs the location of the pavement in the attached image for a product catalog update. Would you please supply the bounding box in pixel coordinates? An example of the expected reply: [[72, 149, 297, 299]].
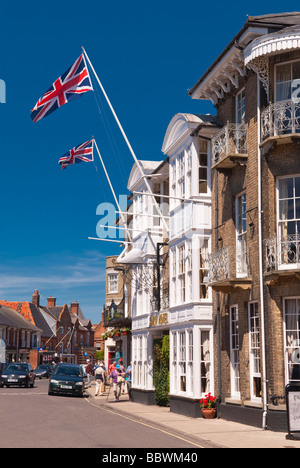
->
[[84, 383, 300, 449]]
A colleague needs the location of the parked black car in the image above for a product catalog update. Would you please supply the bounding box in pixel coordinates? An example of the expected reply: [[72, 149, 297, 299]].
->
[[0, 363, 35, 388], [48, 363, 85, 397], [34, 364, 53, 379]]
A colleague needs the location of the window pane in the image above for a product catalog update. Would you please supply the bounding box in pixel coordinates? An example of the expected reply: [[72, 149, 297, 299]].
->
[[199, 154, 207, 166], [279, 177, 294, 200], [199, 180, 207, 194], [293, 61, 300, 80], [236, 90, 245, 124], [277, 83, 291, 101], [277, 64, 291, 82], [296, 198, 300, 220], [295, 177, 300, 198], [199, 167, 207, 181], [199, 140, 208, 152], [277, 64, 292, 101], [279, 199, 294, 220]]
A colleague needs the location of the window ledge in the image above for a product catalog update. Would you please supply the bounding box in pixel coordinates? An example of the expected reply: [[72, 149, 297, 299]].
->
[[244, 400, 263, 409], [224, 398, 242, 406]]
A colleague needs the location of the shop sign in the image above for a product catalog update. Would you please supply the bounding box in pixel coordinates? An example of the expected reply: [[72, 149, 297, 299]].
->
[[286, 383, 300, 438], [150, 313, 169, 327]]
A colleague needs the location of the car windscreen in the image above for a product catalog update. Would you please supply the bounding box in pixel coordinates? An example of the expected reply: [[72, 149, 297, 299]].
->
[[54, 367, 81, 377], [6, 364, 28, 372]]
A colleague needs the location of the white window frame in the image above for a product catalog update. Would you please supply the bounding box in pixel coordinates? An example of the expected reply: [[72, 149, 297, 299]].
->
[[277, 175, 300, 270], [199, 238, 210, 300], [230, 305, 240, 399], [236, 191, 248, 277], [236, 88, 245, 124], [200, 329, 212, 396], [198, 139, 208, 195], [170, 247, 177, 307], [108, 272, 118, 294], [275, 59, 300, 103], [248, 301, 262, 402], [178, 244, 186, 304], [171, 327, 213, 398], [283, 297, 300, 384], [132, 333, 149, 389], [171, 329, 192, 396], [186, 240, 193, 302]]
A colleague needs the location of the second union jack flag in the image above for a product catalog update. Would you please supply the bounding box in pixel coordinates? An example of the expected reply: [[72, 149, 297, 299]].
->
[[31, 54, 93, 123], [58, 140, 94, 169]]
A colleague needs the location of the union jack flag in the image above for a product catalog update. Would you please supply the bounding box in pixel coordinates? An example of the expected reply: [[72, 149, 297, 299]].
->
[[58, 140, 94, 169], [31, 54, 93, 123]]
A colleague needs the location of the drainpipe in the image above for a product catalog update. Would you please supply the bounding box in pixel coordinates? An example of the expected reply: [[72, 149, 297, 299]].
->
[[257, 74, 268, 430], [214, 166, 222, 412]]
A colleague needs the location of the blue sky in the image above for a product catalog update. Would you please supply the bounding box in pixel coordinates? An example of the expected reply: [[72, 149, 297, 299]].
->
[[0, 0, 298, 323]]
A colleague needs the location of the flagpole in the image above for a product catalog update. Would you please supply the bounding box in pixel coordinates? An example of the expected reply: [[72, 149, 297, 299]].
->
[[93, 138, 133, 243], [88, 237, 132, 245], [82, 46, 169, 235]]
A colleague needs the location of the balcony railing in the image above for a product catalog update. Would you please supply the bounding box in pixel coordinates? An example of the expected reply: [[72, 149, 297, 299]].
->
[[261, 100, 300, 142], [151, 290, 170, 313], [208, 245, 250, 286], [211, 123, 248, 169], [265, 235, 300, 271]]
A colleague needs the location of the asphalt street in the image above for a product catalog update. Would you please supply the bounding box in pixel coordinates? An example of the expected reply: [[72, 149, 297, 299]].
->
[[0, 378, 203, 449]]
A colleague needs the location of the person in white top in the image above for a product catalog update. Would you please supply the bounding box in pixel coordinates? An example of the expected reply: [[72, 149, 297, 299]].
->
[[94, 361, 105, 397]]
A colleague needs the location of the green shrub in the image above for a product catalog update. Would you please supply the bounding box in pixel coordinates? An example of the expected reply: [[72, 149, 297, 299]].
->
[[96, 350, 104, 361], [153, 335, 170, 407]]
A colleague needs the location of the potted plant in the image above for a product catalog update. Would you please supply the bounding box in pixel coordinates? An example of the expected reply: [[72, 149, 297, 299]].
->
[[113, 328, 120, 337], [199, 393, 217, 419], [121, 327, 130, 336]]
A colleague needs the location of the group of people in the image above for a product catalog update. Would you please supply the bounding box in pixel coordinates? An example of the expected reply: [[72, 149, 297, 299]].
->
[[85, 358, 132, 401]]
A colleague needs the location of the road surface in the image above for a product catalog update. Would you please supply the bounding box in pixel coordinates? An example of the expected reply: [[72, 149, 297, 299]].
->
[[0, 378, 203, 450]]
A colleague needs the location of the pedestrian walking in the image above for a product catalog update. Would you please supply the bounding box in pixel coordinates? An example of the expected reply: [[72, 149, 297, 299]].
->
[[126, 361, 132, 399], [94, 361, 105, 397], [86, 359, 93, 388], [110, 365, 125, 401], [118, 358, 126, 394], [109, 360, 116, 374]]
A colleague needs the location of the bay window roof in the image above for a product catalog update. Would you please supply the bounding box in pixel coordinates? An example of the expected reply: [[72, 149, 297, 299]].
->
[[189, 12, 300, 104], [245, 25, 300, 66]]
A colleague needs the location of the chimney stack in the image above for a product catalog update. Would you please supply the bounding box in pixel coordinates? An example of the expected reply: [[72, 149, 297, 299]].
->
[[47, 296, 56, 307], [71, 301, 79, 316], [32, 289, 40, 307]]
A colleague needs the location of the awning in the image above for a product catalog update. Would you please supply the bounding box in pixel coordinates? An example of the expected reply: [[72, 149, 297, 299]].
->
[[245, 26, 300, 66]]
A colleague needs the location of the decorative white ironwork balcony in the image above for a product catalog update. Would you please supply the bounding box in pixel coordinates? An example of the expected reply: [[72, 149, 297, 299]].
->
[[211, 123, 248, 169], [261, 100, 300, 143], [265, 235, 300, 271], [208, 245, 251, 291], [151, 290, 169, 313]]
